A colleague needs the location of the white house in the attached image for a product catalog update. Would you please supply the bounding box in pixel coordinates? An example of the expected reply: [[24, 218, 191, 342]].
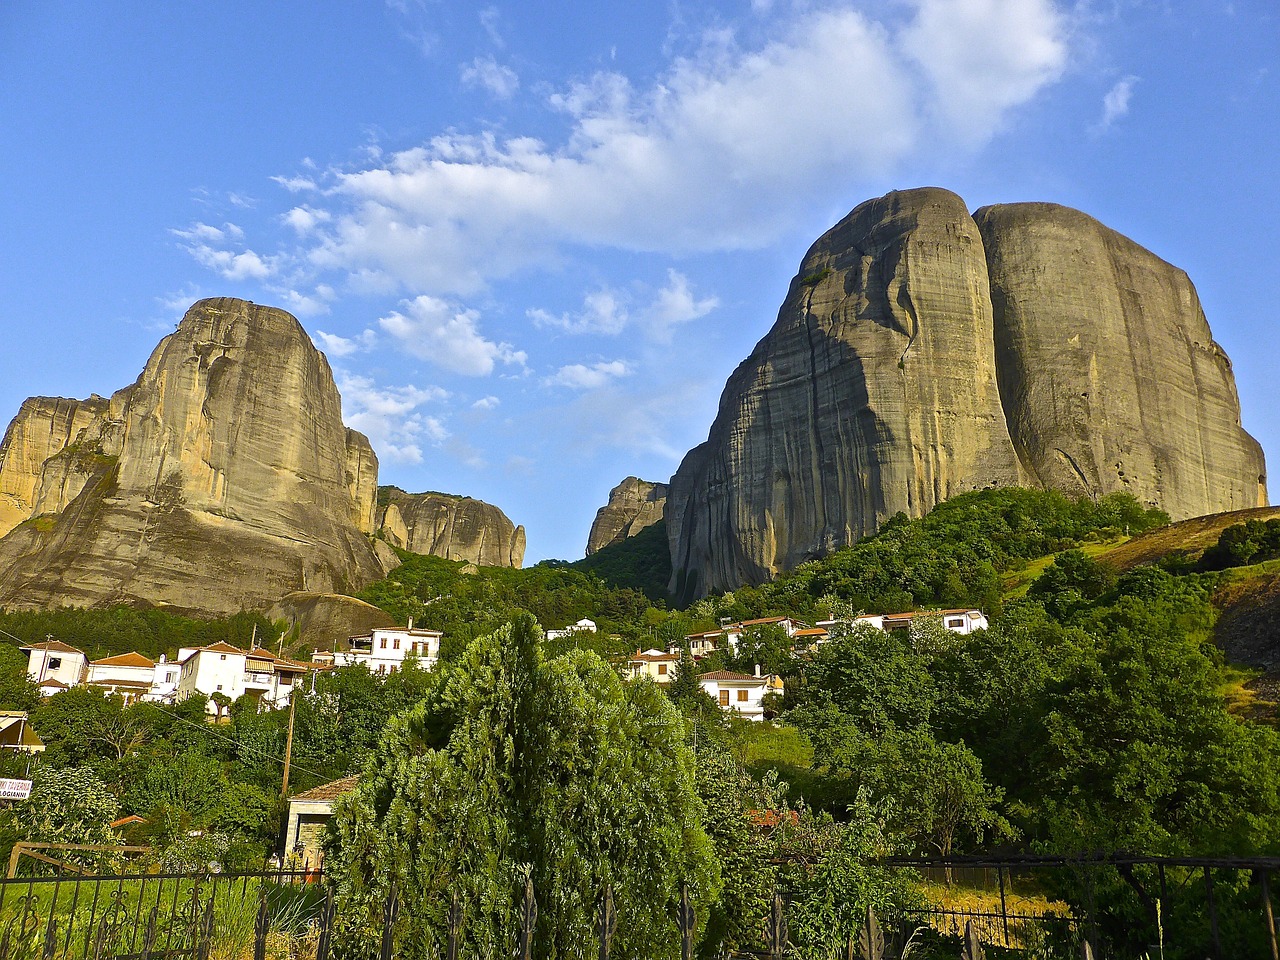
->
[[676, 616, 810, 657], [625, 649, 680, 685], [816, 608, 989, 639], [697, 670, 782, 721], [20, 640, 88, 695], [85, 652, 158, 704], [544, 618, 598, 642], [176, 642, 313, 713], [328, 626, 443, 675]]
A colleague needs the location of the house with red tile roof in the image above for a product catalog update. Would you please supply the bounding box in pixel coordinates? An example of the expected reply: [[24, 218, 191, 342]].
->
[[697, 669, 782, 721], [284, 775, 360, 866], [176, 642, 316, 714], [625, 649, 680, 685]]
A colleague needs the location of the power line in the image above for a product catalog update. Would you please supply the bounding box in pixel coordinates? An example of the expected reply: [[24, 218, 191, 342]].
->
[[140, 697, 335, 787]]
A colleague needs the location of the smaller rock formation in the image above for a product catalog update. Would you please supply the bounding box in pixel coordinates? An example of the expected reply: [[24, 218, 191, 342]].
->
[[586, 477, 668, 555], [268, 592, 398, 650], [377, 488, 525, 568]]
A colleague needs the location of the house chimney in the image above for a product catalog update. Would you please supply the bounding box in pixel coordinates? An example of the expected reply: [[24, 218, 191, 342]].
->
[[754, 664, 761, 678], [408, 617, 414, 630]]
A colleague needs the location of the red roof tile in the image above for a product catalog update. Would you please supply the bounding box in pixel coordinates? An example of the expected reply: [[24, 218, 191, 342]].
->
[[291, 775, 360, 803], [21, 640, 86, 656], [90, 652, 155, 668]]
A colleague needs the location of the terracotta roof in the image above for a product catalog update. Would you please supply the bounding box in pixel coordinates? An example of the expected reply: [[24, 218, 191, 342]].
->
[[20, 640, 86, 656], [792, 628, 828, 637], [110, 815, 147, 828], [698, 670, 766, 683], [684, 630, 724, 640], [630, 650, 678, 662], [38, 679, 70, 690], [738, 616, 793, 627], [91, 652, 155, 668], [199, 641, 248, 655], [291, 775, 360, 803], [878, 609, 980, 621], [87, 678, 153, 690]]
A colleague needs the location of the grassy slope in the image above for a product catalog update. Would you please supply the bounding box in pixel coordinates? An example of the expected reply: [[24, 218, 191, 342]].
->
[[1096, 505, 1280, 572]]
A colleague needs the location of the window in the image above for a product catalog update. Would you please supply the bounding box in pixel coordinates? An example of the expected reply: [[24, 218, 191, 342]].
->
[[393, 638, 400, 651], [737, 690, 749, 702], [719, 691, 730, 706], [658, 664, 667, 676], [946, 618, 964, 628], [216, 684, 223, 691], [48, 657, 62, 670], [220, 654, 227, 660], [380, 638, 388, 649]]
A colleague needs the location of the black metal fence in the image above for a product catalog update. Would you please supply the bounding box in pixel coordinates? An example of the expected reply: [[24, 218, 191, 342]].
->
[[0, 865, 328, 960], [3, 853, 1280, 960]]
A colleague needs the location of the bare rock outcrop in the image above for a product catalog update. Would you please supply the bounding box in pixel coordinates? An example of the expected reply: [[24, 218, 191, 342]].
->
[[669, 188, 1266, 600], [0, 298, 391, 615], [377, 488, 525, 568], [586, 477, 668, 555], [268, 591, 398, 650], [974, 202, 1266, 518]]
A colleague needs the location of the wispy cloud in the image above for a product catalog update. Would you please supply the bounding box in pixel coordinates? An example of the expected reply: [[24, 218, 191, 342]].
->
[[1096, 75, 1139, 131], [529, 289, 628, 335], [543, 359, 631, 389], [379, 296, 527, 376], [337, 372, 449, 465], [643, 270, 718, 342], [314, 328, 376, 357], [254, 1, 1069, 298], [461, 56, 519, 99]]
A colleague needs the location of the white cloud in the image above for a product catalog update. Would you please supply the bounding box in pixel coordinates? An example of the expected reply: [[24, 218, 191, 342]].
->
[[272, 2, 1070, 297], [282, 206, 332, 234], [461, 56, 519, 99], [188, 246, 275, 281], [543, 359, 631, 389], [643, 270, 718, 341], [337, 373, 449, 465], [1098, 75, 1138, 130], [900, 0, 1068, 144], [472, 395, 500, 410], [529, 288, 629, 335], [314, 329, 377, 357], [379, 295, 527, 376]]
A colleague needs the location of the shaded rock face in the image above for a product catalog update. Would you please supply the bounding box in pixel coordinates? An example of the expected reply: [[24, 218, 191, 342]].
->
[[586, 477, 669, 555], [975, 202, 1267, 520], [669, 188, 1266, 600], [268, 591, 398, 650], [0, 298, 390, 615], [377, 488, 525, 568]]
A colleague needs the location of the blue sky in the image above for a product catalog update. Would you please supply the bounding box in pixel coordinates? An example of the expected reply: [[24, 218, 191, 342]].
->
[[2, 1, 1277, 563]]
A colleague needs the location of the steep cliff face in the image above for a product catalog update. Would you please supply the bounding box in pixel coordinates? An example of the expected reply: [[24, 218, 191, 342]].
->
[[586, 477, 668, 555], [974, 202, 1267, 518], [669, 188, 1266, 600], [0, 395, 111, 538], [377, 488, 526, 568], [0, 298, 392, 615], [669, 188, 1027, 600]]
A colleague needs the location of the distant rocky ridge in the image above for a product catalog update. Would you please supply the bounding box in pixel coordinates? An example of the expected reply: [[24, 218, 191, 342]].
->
[[668, 187, 1267, 601], [0, 297, 526, 617], [378, 488, 525, 568], [586, 477, 668, 556]]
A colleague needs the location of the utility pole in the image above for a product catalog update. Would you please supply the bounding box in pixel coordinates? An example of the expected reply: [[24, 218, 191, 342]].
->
[[280, 690, 297, 797]]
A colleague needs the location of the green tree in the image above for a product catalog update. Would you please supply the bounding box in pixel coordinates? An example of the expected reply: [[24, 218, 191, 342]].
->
[[0, 766, 117, 871], [326, 615, 718, 960]]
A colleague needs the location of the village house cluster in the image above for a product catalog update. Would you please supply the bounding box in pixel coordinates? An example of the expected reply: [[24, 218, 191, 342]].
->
[[19, 608, 987, 723]]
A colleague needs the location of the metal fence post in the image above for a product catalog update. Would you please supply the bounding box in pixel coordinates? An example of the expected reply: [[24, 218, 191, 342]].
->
[[518, 873, 537, 960], [767, 891, 787, 960], [1262, 869, 1280, 960], [380, 883, 400, 960], [253, 889, 271, 960], [961, 920, 984, 960], [1205, 866, 1222, 960], [315, 889, 336, 960], [598, 884, 616, 960], [447, 891, 461, 960], [678, 883, 694, 960], [858, 906, 883, 960], [997, 866, 1010, 947]]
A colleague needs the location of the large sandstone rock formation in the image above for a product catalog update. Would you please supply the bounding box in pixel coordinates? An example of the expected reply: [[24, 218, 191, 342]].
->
[[268, 591, 398, 650], [378, 488, 525, 568], [586, 477, 668, 555], [669, 188, 1266, 600], [0, 298, 393, 616]]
